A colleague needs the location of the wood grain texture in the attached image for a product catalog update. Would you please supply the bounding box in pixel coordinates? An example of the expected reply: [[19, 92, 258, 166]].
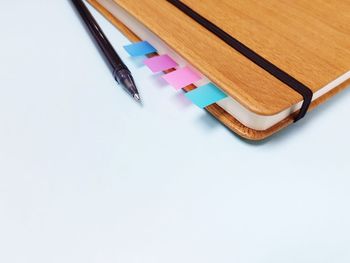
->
[[88, 0, 350, 140], [106, 0, 349, 116]]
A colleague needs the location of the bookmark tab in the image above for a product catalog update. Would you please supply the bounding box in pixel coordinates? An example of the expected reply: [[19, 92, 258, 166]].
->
[[185, 83, 228, 108], [162, 67, 201, 90], [123, 41, 157, 56], [144, 55, 178, 73]]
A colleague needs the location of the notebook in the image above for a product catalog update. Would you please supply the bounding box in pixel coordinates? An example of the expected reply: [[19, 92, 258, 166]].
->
[[87, 0, 350, 140]]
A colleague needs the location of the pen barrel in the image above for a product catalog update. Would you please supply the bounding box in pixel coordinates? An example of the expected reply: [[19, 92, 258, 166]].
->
[[71, 0, 125, 71], [72, 0, 140, 100], [113, 68, 138, 94]]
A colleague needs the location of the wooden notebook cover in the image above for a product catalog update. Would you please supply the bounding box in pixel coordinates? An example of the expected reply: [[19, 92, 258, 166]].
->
[[88, 0, 350, 140]]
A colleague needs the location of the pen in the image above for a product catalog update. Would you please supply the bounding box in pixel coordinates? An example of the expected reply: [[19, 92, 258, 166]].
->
[[71, 0, 141, 102]]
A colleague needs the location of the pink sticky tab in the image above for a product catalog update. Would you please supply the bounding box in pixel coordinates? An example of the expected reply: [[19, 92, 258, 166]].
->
[[144, 55, 178, 73], [162, 67, 201, 90]]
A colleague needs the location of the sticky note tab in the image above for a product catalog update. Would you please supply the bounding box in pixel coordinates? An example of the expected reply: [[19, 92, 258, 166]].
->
[[162, 67, 201, 90], [144, 55, 178, 73], [185, 83, 228, 108], [123, 41, 157, 56]]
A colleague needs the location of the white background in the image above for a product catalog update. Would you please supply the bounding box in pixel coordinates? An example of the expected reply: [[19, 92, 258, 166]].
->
[[0, 1, 350, 263]]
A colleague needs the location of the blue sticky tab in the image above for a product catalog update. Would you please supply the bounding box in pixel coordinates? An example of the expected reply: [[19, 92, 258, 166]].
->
[[123, 41, 157, 56], [185, 83, 228, 108]]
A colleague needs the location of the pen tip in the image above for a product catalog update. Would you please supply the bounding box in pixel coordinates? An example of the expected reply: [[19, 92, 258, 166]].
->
[[133, 93, 141, 102]]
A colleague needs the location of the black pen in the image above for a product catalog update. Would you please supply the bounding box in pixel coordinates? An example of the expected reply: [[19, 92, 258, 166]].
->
[[71, 0, 141, 102]]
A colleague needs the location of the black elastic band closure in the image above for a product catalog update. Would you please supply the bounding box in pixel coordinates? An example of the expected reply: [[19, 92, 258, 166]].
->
[[167, 0, 313, 121]]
